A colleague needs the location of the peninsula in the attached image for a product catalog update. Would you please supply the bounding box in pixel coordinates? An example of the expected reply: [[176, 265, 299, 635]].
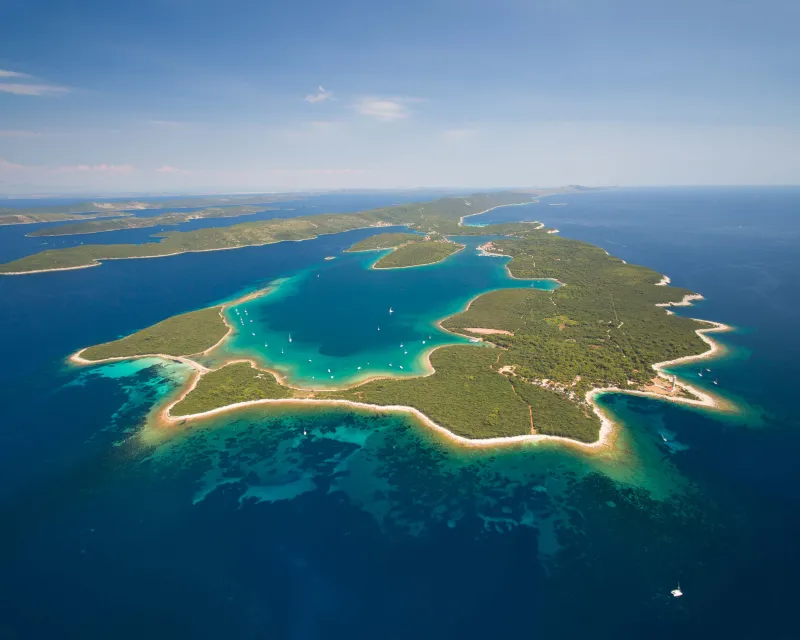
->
[[68, 193, 731, 450]]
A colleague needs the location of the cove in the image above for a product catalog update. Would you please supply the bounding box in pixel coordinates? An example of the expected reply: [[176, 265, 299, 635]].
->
[[214, 235, 559, 388]]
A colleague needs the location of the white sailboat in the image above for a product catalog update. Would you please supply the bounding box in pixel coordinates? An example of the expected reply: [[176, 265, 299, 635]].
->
[[671, 584, 683, 598]]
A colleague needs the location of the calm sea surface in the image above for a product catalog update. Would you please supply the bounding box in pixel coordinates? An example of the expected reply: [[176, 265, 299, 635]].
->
[[1, 187, 799, 638]]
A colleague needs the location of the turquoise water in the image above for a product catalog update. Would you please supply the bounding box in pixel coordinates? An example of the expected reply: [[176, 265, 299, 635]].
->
[[1, 188, 799, 638], [218, 236, 558, 388]]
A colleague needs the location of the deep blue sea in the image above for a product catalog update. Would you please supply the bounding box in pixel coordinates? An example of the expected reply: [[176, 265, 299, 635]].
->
[[1, 187, 799, 639]]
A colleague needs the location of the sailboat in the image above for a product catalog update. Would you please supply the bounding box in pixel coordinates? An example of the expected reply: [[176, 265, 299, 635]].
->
[[671, 584, 683, 598], [288, 334, 292, 342], [713, 379, 719, 385], [389, 307, 394, 314]]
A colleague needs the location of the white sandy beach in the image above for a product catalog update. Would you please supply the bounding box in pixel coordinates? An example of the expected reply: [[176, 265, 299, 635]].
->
[[69, 243, 733, 456]]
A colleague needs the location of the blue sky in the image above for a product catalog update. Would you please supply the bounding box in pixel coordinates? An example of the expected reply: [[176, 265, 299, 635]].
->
[[0, 0, 798, 194]]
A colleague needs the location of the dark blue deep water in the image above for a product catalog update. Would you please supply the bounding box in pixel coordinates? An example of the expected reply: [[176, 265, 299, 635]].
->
[[1, 187, 799, 639]]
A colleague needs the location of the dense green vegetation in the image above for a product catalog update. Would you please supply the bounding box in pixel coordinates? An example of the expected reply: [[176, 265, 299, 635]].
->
[[346, 232, 420, 251], [0, 193, 293, 225], [0, 191, 538, 273], [442, 232, 706, 399], [319, 345, 602, 441], [28, 205, 274, 236], [171, 362, 291, 417], [80, 307, 227, 360], [68, 186, 715, 445], [374, 240, 463, 268], [510, 380, 600, 442], [0, 212, 382, 272], [321, 346, 533, 438], [0, 211, 132, 226]]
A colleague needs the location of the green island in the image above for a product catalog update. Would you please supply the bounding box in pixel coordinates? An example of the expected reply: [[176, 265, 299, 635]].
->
[[79, 307, 227, 360], [0, 191, 533, 273], [0, 193, 294, 226], [0, 210, 134, 226], [348, 232, 465, 269], [171, 362, 292, 417], [27, 205, 276, 237], [373, 238, 464, 269], [69, 190, 724, 446], [346, 232, 420, 251]]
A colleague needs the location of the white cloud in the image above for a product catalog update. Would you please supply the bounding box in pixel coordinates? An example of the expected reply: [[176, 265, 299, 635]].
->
[[0, 83, 70, 96], [356, 97, 422, 122], [305, 86, 333, 103], [0, 69, 31, 78], [156, 165, 191, 175], [0, 158, 26, 170], [57, 163, 134, 174]]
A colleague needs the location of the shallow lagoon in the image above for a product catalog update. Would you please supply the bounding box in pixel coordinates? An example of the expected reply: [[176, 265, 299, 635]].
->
[[217, 235, 557, 388]]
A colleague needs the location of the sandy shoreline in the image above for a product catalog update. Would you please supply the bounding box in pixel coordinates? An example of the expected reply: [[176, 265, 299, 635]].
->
[[0, 222, 395, 276], [68, 244, 734, 455], [370, 241, 466, 270], [464, 327, 514, 336], [458, 200, 537, 227]]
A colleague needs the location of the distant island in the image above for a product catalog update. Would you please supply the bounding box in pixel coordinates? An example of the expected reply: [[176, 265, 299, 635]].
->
[[27, 205, 276, 237], [0, 190, 566, 274], [67, 190, 732, 449], [0, 193, 292, 227]]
